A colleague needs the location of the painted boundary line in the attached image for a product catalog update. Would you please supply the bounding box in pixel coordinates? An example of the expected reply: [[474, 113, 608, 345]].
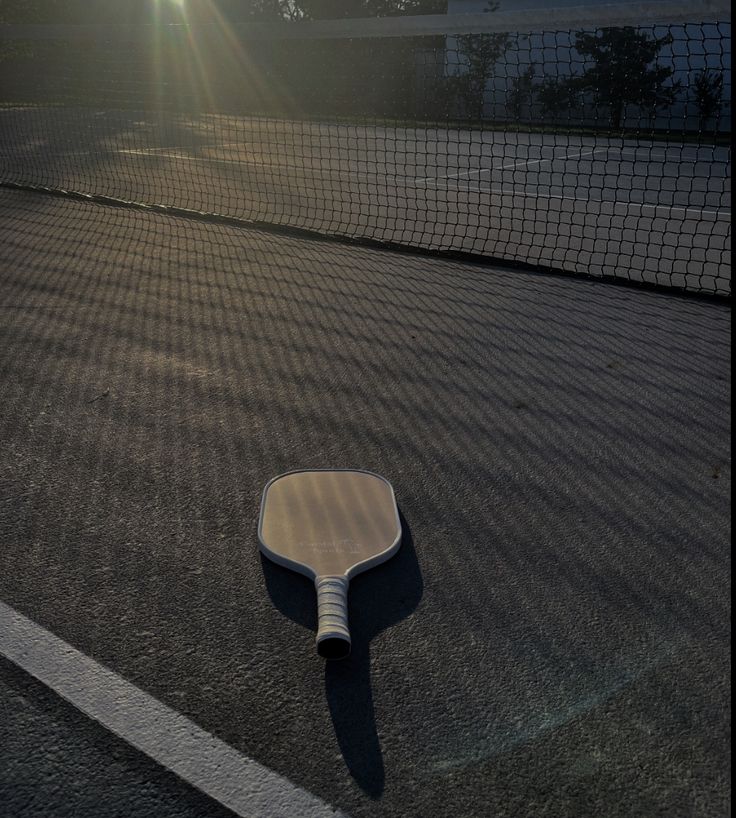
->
[[113, 148, 731, 218], [414, 147, 604, 182], [0, 600, 343, 818]]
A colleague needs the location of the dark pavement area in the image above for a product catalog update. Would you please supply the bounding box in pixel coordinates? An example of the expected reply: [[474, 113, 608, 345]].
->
[[0, 656, 237, 818], [0, 186, 731, 816]]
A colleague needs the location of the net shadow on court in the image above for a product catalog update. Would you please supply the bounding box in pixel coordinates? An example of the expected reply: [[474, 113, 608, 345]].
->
[[0, 185, 730, 816]]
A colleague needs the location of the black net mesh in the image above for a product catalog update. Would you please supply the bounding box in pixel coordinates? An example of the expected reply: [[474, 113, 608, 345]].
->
[[0, 2, 731, 295]]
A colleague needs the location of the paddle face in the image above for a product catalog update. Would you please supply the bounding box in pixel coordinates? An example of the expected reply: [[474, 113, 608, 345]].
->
[[258, 469, 402, 580]]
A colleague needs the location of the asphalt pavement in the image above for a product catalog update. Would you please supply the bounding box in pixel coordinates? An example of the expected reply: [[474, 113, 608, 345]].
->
[[0, 186, 731, 817]]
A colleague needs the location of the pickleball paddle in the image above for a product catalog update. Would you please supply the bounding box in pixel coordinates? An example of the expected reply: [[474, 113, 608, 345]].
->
[[258, 469, 402, 660]]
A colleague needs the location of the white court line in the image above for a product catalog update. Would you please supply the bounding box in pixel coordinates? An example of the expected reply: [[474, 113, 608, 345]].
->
[[118, 148, 396, 184], [417, 183, 730, 219], [122, 145, 605, 183], [120, 147, 306, 170], [122, 143, 247, 154], [114, 147, 730, 218], [120, 148, 251, 166], [0, 601, 343, 818], [414, 148, 605, 184]]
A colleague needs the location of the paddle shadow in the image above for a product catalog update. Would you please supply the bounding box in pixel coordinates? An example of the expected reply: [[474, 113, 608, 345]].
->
[[261, 511, 422, 798]]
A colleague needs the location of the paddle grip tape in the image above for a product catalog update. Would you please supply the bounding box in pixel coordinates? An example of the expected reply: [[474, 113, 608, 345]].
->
[[315, 575, 350, 656]]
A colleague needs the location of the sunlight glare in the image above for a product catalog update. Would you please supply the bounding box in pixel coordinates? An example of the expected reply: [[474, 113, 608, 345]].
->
[[148, 0, 300, 120]]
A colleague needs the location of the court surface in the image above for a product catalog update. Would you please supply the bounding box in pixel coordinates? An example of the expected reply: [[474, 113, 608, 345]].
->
[[0, 186, 731, 817], [1, 108, 731, 294]]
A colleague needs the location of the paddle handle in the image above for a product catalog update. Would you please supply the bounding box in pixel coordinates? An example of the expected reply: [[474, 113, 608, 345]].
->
[[315, 575, 351, 660]]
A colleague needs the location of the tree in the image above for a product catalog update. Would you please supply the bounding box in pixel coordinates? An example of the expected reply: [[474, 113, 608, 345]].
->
[[218, 0, 446, 20], [507, 62, 536, 121], [545, 27, 681, 129], [0, 0, 448, 23], [216, 0, 301, 21], [536, 76, 578, 120], [444, 3, 509, 121], [0, 0, 62, 22], [0, 0, 156, 23], [692, 69, 723, 131]]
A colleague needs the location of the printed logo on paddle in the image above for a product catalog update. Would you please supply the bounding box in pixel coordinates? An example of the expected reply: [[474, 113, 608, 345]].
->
[[299, 538, 362, 554]]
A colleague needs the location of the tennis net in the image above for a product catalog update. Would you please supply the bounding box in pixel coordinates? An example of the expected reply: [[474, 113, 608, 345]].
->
[[0, 1, 731, 296]]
